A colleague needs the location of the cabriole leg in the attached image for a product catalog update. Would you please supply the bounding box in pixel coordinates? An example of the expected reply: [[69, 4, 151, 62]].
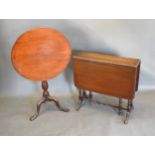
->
[[29, 97, 46, 121], [30, 81, 70, 121], [48, 96, 70, 112]]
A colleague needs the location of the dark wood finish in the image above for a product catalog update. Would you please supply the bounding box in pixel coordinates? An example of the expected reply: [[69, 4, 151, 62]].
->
[[73, 51, 141, 124], [73, 52, 140, 99], [29, 81, 70, 121]]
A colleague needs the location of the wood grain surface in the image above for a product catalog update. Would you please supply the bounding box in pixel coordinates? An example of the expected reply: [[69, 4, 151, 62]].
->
[[73, 51, 141, 99], [12, 28, 71, 81]]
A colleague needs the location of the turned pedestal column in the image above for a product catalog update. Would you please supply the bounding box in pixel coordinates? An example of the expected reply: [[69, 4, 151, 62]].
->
[[11, 27, 71, 121]]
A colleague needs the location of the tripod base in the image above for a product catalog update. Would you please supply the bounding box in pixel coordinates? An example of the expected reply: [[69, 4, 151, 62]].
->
[[30, 81, 69, 121]]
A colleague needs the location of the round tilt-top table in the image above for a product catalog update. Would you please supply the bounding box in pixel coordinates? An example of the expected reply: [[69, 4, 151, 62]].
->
[[11, 27, 71, 121]]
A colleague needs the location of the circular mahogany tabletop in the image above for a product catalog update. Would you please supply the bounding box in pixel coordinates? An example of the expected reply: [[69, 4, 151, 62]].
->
[[12, 28, 71, 81]]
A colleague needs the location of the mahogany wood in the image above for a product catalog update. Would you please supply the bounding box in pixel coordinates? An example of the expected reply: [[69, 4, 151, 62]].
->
[[73, 51, 141, 124], [73, 51, 140, 99], [11, 27, 71, 81], [29, 81, 69, 121], [11, 27, 71, 121]]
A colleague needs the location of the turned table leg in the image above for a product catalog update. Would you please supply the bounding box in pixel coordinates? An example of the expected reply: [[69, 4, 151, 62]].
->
[[76, 89, 134, 124], [88, 91, 93, 103], [124, 99, 133, 124], [76, 89, 93, 111], [118, 98, 122, 115], [76, 89, 84, 111]]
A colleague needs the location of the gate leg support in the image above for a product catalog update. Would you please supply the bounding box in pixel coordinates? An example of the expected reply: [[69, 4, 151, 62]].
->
[[124, 99, 133, 124], [118, 98, 122, 115], [76, 89, 84, 111]]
